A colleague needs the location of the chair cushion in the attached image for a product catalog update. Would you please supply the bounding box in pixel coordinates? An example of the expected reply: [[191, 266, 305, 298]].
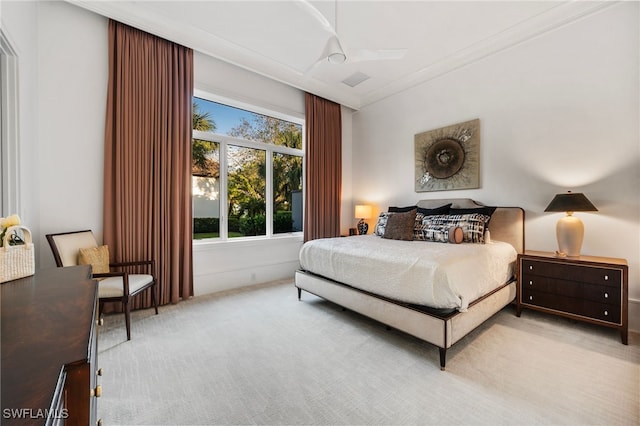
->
[[51, 231, 98, 266], [78, 245, 110, 274], [98, 274, 154, 298]]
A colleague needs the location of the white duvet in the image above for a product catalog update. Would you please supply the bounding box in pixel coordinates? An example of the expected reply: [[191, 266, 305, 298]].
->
[[299, 235, 517, 311]]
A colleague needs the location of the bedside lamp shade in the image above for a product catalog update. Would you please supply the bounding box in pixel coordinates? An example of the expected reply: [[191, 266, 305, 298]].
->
[[544, 192, 597, 257], [355, 205, 372, 235]]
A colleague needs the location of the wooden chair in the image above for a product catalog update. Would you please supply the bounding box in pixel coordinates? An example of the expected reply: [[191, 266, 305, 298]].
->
[[46, 230, 158, 340]]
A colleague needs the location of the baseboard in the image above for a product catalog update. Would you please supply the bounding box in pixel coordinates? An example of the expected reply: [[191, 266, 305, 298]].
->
[[194, 260, 298, 296], [629, 297, 640, 334]]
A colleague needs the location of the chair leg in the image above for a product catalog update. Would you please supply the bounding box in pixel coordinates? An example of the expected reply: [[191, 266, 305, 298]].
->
[[124, 300, 131, 341], [152, 283, 159, 315]]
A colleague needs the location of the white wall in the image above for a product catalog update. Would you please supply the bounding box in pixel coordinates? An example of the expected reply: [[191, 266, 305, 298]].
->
[[340, 105, 355, 235], [350, 2, 640, 330], [1, 1, 109, 267], [37, 1, 108, 254]]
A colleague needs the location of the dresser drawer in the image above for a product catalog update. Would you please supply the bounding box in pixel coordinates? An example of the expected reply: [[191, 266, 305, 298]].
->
[[521, 288, 621, 324], [521, 259, 621, 288], [520, 274, 621, 304]]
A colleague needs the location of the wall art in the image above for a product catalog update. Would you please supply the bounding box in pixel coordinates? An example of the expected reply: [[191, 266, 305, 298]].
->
[[414, 118, 480, 192]]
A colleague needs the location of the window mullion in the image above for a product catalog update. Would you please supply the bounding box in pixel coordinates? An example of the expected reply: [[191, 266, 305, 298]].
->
[[219, 140, 228, 240], [265, 150, 273, 237]]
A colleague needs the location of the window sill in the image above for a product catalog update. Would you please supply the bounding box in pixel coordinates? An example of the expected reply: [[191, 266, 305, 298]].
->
[[192, 233, 303, 250]]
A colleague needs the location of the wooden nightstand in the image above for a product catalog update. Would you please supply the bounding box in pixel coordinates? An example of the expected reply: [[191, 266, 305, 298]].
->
[[516, 250, 628, 344]]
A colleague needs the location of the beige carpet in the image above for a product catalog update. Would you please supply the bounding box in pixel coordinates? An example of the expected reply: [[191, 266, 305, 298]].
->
[[97, 280, 639, 425]]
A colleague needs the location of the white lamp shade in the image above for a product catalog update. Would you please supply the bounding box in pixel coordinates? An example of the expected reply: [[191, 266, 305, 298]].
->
[[354, 205, 372, 219], [556, 214, 584, 257]]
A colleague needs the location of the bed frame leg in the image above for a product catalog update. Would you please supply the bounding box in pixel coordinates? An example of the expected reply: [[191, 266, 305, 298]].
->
[[439, 348, 446, 371], [297, 287, 302, 300]]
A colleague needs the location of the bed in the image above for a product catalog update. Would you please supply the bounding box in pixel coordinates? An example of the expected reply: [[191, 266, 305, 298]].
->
[[295, 198, 524, 370]]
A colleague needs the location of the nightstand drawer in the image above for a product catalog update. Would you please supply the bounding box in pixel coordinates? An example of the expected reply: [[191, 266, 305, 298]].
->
[[521, 259, 621, 287], [520, 274, 621, 304], [521, 288, 621, 324]]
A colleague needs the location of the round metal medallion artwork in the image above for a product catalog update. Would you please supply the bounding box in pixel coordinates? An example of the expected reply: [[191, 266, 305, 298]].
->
[[414, 119, 480, 192], [424, 138, 465, 179]]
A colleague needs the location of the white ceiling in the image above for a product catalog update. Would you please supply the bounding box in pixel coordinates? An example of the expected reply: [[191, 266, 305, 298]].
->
[[69, 0, 611, 110]]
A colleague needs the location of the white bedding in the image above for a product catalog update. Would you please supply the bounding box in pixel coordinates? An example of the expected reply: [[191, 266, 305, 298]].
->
[[299, 235, 517, 311]]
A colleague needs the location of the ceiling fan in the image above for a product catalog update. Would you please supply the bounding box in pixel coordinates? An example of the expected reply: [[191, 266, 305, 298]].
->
[[297, 0, 407, 70]]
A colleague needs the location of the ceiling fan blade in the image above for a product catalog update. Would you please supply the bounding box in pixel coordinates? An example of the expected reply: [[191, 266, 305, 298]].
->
[[294, 0, 334, 32], [348, 48, 408, 62]]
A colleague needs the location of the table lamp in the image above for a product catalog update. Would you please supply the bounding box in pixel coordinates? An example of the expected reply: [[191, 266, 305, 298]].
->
[[355, 205, 372, 235], [544, 191, 597, 257]]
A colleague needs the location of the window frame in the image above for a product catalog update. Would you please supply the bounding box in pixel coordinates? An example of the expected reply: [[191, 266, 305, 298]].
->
[[192, 91, 305, 243], [0, 29, 21, 217]]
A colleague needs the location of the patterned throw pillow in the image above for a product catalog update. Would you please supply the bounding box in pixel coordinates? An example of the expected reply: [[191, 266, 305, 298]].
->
[[448, 213, 490, 243], [412, 204, 453, 236], [374, 212, 391, 236], [382, 209, 417, 241], [449, 207, 496, 233], [414, 213, 490, 243]]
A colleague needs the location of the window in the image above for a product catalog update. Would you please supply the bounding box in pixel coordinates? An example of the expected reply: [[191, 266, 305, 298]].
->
[[192, 95, 303, 241]]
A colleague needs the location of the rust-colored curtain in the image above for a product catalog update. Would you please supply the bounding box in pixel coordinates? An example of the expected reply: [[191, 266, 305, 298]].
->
[[104, 20, 193, 310], [304, 93, 342, 241]]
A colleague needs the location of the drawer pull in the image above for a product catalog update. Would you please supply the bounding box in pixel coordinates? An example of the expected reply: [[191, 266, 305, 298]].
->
[[604, 275, 609, 281], [528, 265, 533, 270], [529, 295, 533, 301], [604, 310, 608, 316], [529, 280, 533, 286], [604, 293, 609, 299]]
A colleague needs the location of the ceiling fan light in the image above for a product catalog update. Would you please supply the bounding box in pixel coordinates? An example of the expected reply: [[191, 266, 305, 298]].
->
[[328, 51, 346, 64]]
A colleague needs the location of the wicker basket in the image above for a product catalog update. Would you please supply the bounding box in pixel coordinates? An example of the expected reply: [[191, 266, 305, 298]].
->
[[0, 225, 35, 283]]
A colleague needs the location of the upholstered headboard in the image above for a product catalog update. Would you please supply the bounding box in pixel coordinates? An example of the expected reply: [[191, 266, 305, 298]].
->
[[416, 198, 525, 253]]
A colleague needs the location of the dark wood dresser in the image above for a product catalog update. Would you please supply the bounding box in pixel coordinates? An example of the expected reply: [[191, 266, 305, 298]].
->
[[1, 266, 101, 425], [516, 250, 628, 344]]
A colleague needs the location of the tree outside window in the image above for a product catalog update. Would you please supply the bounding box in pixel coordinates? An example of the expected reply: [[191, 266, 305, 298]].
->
[[192, 97, 303, 240]]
